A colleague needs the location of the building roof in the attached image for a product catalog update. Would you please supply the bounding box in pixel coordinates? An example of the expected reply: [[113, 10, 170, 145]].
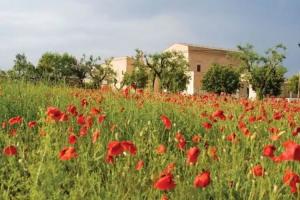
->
[[171, 43, 239, 53]]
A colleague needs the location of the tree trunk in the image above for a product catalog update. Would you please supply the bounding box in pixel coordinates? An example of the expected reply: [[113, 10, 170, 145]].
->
[[153, 77, 161, 93]]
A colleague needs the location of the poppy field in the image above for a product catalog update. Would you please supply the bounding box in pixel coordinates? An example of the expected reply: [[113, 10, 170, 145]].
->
[[1, 81, 300, 200]]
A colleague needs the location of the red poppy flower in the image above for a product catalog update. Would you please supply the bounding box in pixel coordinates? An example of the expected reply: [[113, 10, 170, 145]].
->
[[47, 107, 63, 121], [79, 126, 88, 137], [175, 132, 186, 150], [208, 146, 218, 160], [187, 147, 200, 165], [81, 98, 88, 107], [241, 127, 251, 137], [59, 113, 69, 122], [68, 134, 77, 145], [226, 133, 236, 142], [273, 140, 300, 162], [160, 115, 172, 129], [121, 141, 137, 155], [92, 130, 100, 143], [154, 173, 176, 191], [292, 127, 300, 136], [98, 114, 106, 124], [3, 145, 17, 156], [8, 116, 22, 126], [251, 164, 264, 177], [28, 121, 37, 128], [283, 170, 300, 193], [273, 112, 283, 120], [86, 116, 94, 128], [90, 107, 101, 115], [107, 141, 123, 156], [67, 105, 78, 116], [248, 115, 256, 123], [194, 171, 211, 188], [59, 147, 78, 160], [77, 115, 86, 126], [238, 121, 246, 130], [192, 134, 201, 144], [135, 160, 144, 170], [212, 110, 226, 120], [156, 144, 166, 154], [202, 122, 212, 130], [263, 144, 276, 158]]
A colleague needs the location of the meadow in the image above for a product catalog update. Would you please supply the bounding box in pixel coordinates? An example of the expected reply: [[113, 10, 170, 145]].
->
[[0, 80, 300, 200]]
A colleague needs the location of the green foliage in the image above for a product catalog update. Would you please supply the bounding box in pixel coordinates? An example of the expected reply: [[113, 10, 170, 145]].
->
[[122, 52, 149, 89], [249, 45, 287, 99], [287, 74, 300, 94], [202, 64, 240, 94], [10, 53, 38, 81], [89, 58, 116, 88], [37, 52, 77, 83], [1, 81, 300, 199]]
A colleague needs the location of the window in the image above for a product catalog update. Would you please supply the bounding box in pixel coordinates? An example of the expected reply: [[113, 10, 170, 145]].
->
[[197, 64, 201, 72]]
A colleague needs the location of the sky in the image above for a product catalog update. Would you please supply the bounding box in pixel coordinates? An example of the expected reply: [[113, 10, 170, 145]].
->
[[0, 0, 299, 76]]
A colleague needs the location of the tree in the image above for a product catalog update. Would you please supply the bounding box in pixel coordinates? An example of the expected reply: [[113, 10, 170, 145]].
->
[[122, 51, 149, 89], [127, 49, 190, 92], [202, 64, 240, 95], [89, 58, 116, 88], [37, 52, 77, 82], [11, 53, 37, 81], [287, 74, 300, 96], [230, 44, 261, 98], [249, 44, 287, 99]]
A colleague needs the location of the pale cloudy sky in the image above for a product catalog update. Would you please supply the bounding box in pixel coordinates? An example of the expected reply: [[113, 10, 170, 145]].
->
[[0, 0, 299, 76]]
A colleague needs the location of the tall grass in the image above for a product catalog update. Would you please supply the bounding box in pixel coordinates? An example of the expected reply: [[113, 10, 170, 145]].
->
[[0, 80, 299, 199]]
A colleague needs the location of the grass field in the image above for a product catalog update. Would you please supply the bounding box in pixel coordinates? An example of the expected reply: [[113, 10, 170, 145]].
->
[[1, 80, 300, 200]]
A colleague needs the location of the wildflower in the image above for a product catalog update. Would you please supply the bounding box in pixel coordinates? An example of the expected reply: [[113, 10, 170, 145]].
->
[[77, 115, 86, 126], [3, 145, 17, 156], [263, 144, 276, 158], [202, 122, 212, 130], [226, 133, 236, 142], [156, 144, 166, 154], [59, 147, 78, 160], [161, 115, 172, 129], [251, 164, 264, 177], [47, 107, 63, 121], [8, 116, 22, 126], [68, 134, 77, 145], [154, 173, 176, 191], [28, 121, 37, 128], [194, 171, 211, 188], [67, 105, 78, 116], [273, 141, 300, 162], [92, 130, 100, 143], [135, 160, 144, 170], [98, 114, 106, 124], [212, 110, 226, 120], [90, 107, 101, 115], [175, 132, 186, 150], [192, 134, 201, 144], [283, 170, 300, 193], [121, 141, 137, 155], [187, 147, 200, 165]]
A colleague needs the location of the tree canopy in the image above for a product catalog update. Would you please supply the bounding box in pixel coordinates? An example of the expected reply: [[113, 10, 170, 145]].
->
[[202, 64, 240, 95]]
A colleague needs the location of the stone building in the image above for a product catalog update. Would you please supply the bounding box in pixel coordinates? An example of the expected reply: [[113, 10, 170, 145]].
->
[[110, 43, 252, 97]]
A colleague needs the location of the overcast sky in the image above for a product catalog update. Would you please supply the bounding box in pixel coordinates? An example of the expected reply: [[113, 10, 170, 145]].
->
[[0, 0, 299, 76]]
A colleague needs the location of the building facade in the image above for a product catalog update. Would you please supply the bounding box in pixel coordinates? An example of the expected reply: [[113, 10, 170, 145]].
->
[[111, 43, 251, 97]]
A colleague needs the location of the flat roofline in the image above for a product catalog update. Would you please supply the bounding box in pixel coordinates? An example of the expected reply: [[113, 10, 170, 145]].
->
[[173, 43, 239, 53], [112, 56, 133, 61]]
